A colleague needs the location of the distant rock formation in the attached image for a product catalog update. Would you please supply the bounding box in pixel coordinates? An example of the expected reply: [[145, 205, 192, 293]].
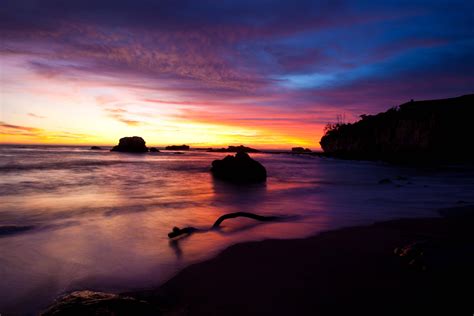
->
[[209, 145, 260, 153], [90, 146, 102, 150], [111, 136, 148, 153], [149, 147, 160, 152], [292, 147, 312, 153], [165, 145, 190, 150], [320, 94, 474, 163], [211, 151, 267, 183]]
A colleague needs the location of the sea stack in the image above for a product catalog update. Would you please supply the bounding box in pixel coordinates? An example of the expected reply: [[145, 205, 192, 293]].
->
[[211, 151, 267, 183], [111, 136, 148, 153]]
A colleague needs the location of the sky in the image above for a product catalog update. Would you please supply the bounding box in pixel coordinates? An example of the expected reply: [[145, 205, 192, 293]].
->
[[1, 0, 473, 149]]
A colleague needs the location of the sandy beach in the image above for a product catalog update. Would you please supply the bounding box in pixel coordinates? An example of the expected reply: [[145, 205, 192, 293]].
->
[[43, 205, 474, 315]]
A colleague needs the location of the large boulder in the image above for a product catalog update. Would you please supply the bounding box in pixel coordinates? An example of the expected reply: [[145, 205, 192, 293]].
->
[[111, 137, 148, 153], [211, 151, 267, 183]]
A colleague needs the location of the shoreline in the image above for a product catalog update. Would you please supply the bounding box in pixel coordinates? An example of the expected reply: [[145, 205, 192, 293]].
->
[[43, 205, 474, 315]]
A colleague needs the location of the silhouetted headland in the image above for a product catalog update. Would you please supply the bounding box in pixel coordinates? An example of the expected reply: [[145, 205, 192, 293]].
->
[[208, 145, 260, 153], [211, 151, 267, 183], [111, 136, 148, 153], [320, 94, 474, 163], [165, 144, 190, 150]]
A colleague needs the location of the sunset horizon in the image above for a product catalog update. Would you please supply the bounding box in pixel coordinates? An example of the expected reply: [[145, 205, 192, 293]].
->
[[2, 1, 473, 149], [1, 1, 473, 315]]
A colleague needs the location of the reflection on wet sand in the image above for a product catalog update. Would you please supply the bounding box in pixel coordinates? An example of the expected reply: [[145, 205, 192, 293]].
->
[[1, 147, 473, 314]]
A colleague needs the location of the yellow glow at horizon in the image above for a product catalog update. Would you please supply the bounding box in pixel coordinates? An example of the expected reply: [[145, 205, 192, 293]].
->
[[0, 55, 320, 149]]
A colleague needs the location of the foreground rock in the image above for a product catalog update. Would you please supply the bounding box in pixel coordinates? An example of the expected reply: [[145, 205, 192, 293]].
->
[[209, 145, 260, 153], [111, 136, 148, 153], [320, 94, 474, 163], [41, 291, 158, 316], [211, 151, 266, 183], [165, 145, 189, 150]]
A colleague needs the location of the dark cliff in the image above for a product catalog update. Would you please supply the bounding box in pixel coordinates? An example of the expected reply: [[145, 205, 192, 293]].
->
[[319, 94, 474, 163]]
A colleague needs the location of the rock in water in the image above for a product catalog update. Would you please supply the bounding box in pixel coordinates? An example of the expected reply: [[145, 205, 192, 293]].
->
[[165, 145, 189, 150], [90, 146, 102, 150], [149, 147, 160, 152], [291, 147, 312, 153], [111, 136, 148, 153], [209, 145, 260, 153], [211, 151, 267, 183]]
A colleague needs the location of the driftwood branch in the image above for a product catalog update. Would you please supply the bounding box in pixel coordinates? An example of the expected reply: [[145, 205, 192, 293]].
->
[[168, 212, 279, 239], [212, 212, 279, 228], [168, 226, 198, 239]]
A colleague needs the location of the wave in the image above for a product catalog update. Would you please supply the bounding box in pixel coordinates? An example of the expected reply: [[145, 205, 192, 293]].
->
[[0, 159, 141, 172]]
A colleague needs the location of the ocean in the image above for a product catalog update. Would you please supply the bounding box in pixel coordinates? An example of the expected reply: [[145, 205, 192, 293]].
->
[[1, 145, 473, 314]]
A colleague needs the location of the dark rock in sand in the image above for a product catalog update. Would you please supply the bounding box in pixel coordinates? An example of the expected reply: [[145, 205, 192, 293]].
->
[[111, 136, 148, 153], [209, 145, 260, 153], [291, 147, 312, 153], [41, 290, 158, 316], [149, 147, 160, 152], [90, 146, 102, 150], [211, 151, 267, 183], [165, 144, 189, 150]]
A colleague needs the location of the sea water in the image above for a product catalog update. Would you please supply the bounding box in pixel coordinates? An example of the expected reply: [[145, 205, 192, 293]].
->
[[0, 145, 473, 314]]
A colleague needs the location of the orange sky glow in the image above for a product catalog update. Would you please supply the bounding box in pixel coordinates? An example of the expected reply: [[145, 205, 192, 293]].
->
[[1, 2, 472, 149]]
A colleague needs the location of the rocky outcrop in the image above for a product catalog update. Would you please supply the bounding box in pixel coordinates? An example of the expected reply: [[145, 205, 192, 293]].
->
[[111, 136, 148, 153], [291, 147, 312, 153], [209, 145, 260, 153], [165, 145, 189, 150], [90, 146, 102, 150], [320, 94, 474, 163], [149, 147, 160, 152], [211, 151, 267, 183], [41, 291, 158, 316]]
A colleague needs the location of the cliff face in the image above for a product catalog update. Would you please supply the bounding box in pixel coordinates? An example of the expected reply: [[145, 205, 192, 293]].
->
[[320, 94, 474, 162]]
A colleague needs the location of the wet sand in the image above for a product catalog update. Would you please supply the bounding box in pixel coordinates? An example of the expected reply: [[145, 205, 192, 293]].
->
[[43, 206, 474, 315]]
